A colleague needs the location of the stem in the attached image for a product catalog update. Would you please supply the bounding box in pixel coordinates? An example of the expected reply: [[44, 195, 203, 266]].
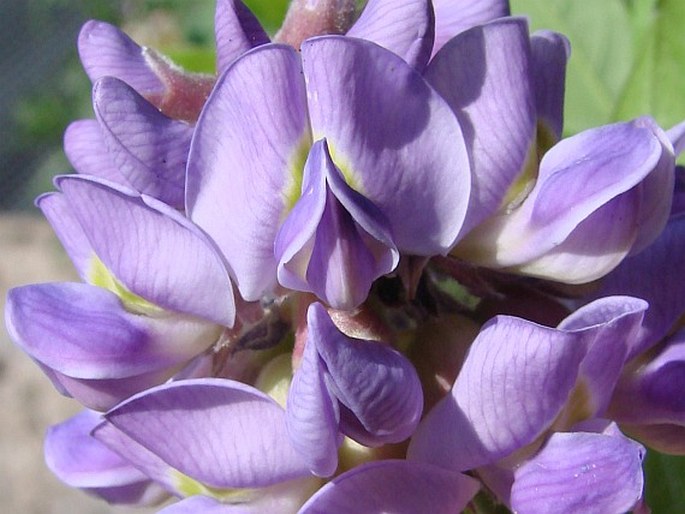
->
[[274, 0, 358, 49]]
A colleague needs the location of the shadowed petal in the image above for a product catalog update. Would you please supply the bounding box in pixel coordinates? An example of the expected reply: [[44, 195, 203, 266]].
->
[[6, 283, 220, 380], [667, 119, 685, 156], [103, 379, 311, 489], [511, 427, 645, 514], [593, 213, 685, 357], [346, 0, 435, 70], [629, 117, 676, 253], [431, 0, 510, 56], [458, 119, 665, 282], [512, 190, 641, 283], [215, 0, 270, 74], [63, 119, 126, 183], [187, 44, 310, 301], [408, 316, 586, 471], [611, 328, 685, 427], [45, 410, 167, 505], [302, 36, 470, 254], [50, 367, 181, 412], [558, 296, 647, 417], [55, 175, 235, 326], [286, 320, 341, 477], [530, 30, 570, 144], [309, 303, 423, 446], [299, 460, 479, 514], [621, 423, 685, 455], [426, 18, 536, 234], [93, 77, 193, 208], [78, 20, 164, 96]]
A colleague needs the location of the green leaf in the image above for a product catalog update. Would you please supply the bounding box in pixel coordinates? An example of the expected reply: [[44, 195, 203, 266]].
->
[[614, 0, 685, 129], [511, 0, 634, 135], [643, 450, 685, 512]]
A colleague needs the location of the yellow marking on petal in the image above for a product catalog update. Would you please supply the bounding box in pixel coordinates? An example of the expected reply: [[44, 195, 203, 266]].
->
[[171, 469, 258, 502], [282, 136, 312, 215], [550, 379, 594, 432], [500, 137, 539, 214], [325, 140, 362, 193], [88, 255, 165, 317]]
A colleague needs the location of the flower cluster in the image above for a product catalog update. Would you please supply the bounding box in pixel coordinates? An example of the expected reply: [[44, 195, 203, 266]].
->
[[7, 0, 685, 512]]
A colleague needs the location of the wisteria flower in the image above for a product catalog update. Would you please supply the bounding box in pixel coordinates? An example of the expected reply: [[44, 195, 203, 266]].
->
[[583, 208, 685, 454], [63, 0, 268, 207], [5, 175, 235, 410], [426, 17, 676, 283], [186, 36, 471, 309], [8, 0, 685, 512], [408, 296, 649, 513], [285, 302, 423, 476], [45, 409, 169, 506]]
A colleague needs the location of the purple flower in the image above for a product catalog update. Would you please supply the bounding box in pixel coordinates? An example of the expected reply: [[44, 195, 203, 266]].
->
[[186, 36, 471, 308], [92, 378, 320, 511], [407, 296, 648, 513], [64, 0, 269, 207], [285, 302, 423, 476], [90, 377, 478, 513], [5, 175, 234, 410], [426, 17, 676, 283], [589, 208, 685, 453], [45, 409, 168, 506]]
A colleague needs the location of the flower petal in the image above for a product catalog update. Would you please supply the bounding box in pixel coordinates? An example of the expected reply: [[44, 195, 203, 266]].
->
[[593, 213, 685, 357], [103, 379, 311, 489], [558, 296, 647, 417], [276, 140, 398, 309], [512, 190, 641, 283], [6, 283, 218, 380], [186, 44, 310, 301], [431, 0, 510, 56], [78, 20, 164, 96], [459, 119, 664, 281], [158, 496, 234, 513], [36, 192, 93, 280], [667, 119, 685, 156], [298, 460, 479, 514], [511, 427, 645, 514], [530, 30, 571, 144], [55, 175, 235, 326], [93, 76, 193, 208], [346, 0, 434, 70], [63, 119, 127, 183], [214, 0, 270, 74], [45, 410, 167, 505], [302, 36, 470, 254], [611, 328, 685, 426], [309, 303, 423, 446], [629, 117, 676, 253], [158, 477, 320, 513], [286, 319, 341, 477], [426, 17, 536, 233], [408, 316, 586, 470]]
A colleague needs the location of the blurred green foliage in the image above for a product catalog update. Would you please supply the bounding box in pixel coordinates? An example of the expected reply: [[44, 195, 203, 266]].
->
[[511, 0, 685, 134]]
